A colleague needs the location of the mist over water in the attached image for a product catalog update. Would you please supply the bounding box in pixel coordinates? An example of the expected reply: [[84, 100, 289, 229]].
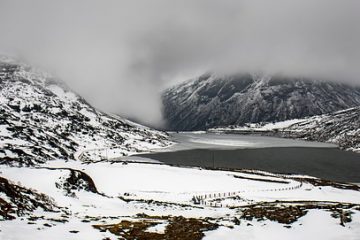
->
[[0, 0, 359, 126]]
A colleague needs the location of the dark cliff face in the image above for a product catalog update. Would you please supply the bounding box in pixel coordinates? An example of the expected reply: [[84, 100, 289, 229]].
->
[[162, 73, 360, 131]]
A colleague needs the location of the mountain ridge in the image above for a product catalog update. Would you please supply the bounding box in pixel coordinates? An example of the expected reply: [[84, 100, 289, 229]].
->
[[210, 106, 360, 153], [0, 57, 171, 166], [162, 73, 360, 130]]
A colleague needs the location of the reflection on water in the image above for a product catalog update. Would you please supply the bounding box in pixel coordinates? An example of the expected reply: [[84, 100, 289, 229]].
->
[[137, 133, 360, 183], [163, 132, 336, 151]]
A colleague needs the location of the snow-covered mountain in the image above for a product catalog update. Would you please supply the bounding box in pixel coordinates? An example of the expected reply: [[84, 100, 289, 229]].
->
[[1, 60, 360, 239], [0, 57, 171, 166], [162, 73, 360, 130], [211, 107, 360, 153]]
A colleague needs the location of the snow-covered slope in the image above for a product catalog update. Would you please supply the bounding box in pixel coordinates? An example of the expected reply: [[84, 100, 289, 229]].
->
[[162, 73, 360, 130], [1, 160, 360, 239], [0, 57, 171, 166], [211, 107, 360, 152]]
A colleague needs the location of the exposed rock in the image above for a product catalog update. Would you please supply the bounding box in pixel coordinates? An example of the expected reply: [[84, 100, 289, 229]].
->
[[0, 176, 58, 220], [163, 73, 360, 130], [212, 107, 360, 152], [55, 168, 99, 197], [0, 57, 171, 166]]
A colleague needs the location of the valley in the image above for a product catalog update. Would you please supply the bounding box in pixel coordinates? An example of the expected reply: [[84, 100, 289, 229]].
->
[[1, 1, 359, 239], [1, 58, 360, 239]]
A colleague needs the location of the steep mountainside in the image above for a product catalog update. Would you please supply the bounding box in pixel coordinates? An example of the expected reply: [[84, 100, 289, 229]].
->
[[0, 57, 171, 166], [162, 73, 360, 130], [211, 107, 360, 152]]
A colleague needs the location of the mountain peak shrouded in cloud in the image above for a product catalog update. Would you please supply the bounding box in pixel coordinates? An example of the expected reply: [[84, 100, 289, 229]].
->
[[162, 73, 360, 130], [0, 0, 359, 127]]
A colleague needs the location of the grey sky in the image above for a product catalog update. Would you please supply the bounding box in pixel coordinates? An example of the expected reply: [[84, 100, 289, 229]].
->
[[0, 0, 359, 126]]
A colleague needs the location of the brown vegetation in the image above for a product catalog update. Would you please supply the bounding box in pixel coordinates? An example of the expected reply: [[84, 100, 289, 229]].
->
[[0, 176, 57, 220], [238, 201, 359, 226], [93, 214, 218, 240]]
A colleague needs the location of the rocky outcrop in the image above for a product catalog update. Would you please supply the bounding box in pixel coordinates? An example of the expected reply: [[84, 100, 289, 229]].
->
[[163, 73, 360, 130]]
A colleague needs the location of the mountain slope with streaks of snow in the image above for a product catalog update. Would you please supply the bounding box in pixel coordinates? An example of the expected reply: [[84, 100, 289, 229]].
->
[[163, 73, 360, 130], [0, 57, 171, 166], [211, 107, 360, 152]]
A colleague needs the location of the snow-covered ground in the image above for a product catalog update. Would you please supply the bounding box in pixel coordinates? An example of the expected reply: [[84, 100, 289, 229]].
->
[[209, 107, 360, 153], [212, 119, 306, 132], [1, 57, 359, 239], [204, 209, 360, 240], [0, 58, 172, 165], [1, 159, 360, 239]]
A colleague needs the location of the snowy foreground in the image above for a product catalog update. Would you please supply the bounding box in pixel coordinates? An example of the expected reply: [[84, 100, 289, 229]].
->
[[1, 159, 360, 240]]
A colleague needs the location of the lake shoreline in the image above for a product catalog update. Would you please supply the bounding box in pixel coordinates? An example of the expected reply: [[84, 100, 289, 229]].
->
[[138, 146, 360, 183]]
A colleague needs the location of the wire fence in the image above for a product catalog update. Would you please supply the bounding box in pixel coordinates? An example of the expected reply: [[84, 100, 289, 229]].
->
[[192, 181, 303, 208]]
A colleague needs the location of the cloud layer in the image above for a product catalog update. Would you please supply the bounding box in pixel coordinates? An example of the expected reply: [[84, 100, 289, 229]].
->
[[0, 0, 359, 126]]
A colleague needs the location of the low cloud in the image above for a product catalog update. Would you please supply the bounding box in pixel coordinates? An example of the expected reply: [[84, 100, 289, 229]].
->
[[0, 0, 359, 126]]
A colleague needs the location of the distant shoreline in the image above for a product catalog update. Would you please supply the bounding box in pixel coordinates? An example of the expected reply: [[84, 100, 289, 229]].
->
[[139, 147, 360, 183]]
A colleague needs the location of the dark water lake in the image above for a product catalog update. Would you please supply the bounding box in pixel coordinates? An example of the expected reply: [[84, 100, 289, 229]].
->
[[139, 144, 360, 183]]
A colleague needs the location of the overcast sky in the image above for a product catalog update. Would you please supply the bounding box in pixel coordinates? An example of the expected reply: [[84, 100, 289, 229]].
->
[[0, 0, 359, 126]]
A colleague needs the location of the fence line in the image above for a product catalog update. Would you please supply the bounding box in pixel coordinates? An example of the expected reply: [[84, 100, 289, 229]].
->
[[192, 182, 303, 207]]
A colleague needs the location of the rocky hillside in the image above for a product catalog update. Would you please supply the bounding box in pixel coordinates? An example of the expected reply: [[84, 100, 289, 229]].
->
[[0, 176, 59, 220], [211, 107, 360, 153], [0, 57, 171, 166], [162, 73, 360, 130]]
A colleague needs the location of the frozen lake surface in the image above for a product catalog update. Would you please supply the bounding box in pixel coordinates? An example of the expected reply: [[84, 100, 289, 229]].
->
[[164, 132, 336, 150], [136, 133, 360, 183]]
